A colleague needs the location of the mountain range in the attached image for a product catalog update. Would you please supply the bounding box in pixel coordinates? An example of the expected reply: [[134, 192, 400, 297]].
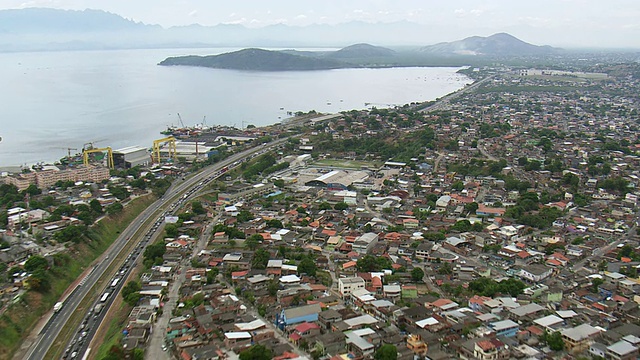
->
[[0, 7, 561, 55], [159, 37, 559, 71]]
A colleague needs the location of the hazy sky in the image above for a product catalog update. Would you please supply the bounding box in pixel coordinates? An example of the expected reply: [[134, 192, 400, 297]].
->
[[3, 0, 640, 47]]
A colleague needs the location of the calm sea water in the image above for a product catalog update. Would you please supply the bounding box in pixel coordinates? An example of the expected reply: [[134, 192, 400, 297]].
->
[[0, 48, 471, 167]]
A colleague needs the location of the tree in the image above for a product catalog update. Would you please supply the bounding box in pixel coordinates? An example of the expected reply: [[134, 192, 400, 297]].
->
[[165, 224, 179, 238], [411, 267, 424, 282], [132, 348, 144, 360], [89, 199, 103, 214], [357, 255, 392, 272], [464, 202, 479, 214], [334, 202, 349, 211], [543, 331, 565, 351], [265, 219, 283, 229], [298, 256, 317, 277], [438, 262, 453, 275], [105, 202, 123, 215], [374, 344, 397, 360], [252, 248, 270, 269], [191, 201, 206, 215], [245, 234, 263, 250], [591, 278, 604, 293], [239, 345, 272, 360], [24, 255, 48, 272], [273, 179, 285, 188]]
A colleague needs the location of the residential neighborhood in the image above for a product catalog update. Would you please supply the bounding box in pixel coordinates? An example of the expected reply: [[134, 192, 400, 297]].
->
[[2, 62, 640, 360]]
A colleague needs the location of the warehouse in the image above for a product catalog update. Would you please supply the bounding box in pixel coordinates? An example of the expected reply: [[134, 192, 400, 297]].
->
[[304, 169, 369, 190], [113, 146, 149, 169]]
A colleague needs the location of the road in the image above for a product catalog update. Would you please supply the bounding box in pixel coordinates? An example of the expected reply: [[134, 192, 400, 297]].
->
[[19, 137, 291, 360], [419, 75, 494, 113], [145, 216, 218, 360]]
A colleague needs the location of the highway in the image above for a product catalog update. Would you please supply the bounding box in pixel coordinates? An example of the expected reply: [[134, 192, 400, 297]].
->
[[21, 137, 290, 360]]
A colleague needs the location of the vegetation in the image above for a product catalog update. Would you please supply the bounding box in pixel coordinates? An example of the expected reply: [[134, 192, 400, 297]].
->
[[374, 344, 398, 360], [467, 278, 526, 297], [357, 254, 392, 272]]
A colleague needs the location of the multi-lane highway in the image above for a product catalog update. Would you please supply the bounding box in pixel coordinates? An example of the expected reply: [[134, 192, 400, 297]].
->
[[21, 137, 290, 360]]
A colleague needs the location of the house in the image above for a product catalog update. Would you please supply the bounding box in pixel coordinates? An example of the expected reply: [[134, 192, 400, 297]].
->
[[561, 324, 601, 352], [289, 322, 321, 344], [488, 320, 519, 338], [473, 338, 509, 360], [518, 264, 553, 283], [276, 303, 322, 329], [406, 334, 428, 357], [352, 233, 379, 254], [606, 340, 638, 360], [338, 277, 366, 298]]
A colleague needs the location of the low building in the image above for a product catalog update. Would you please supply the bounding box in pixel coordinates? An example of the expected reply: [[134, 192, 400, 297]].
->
[[339, 276, 366, 298]]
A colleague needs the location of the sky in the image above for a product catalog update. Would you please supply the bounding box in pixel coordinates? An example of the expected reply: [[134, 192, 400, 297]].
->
[[2, 0, 640, 48]]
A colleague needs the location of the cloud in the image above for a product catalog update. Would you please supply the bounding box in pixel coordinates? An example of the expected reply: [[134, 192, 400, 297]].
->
[[188, 10, 198, 17], [295, 14, 307, 20]]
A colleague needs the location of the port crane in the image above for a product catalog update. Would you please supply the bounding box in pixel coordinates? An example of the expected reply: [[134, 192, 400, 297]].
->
[[152, 136, 177, 163], [177, 113, 186, 128], [83, 147, 114, 169]]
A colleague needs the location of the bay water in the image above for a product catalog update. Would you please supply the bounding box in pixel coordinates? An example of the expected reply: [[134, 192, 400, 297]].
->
[[0, 47, 472, 167]]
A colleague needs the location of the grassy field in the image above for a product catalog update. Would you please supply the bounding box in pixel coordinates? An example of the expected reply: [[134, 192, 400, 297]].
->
[[0, 195, 155, 360], [312, 159, 381, 169]]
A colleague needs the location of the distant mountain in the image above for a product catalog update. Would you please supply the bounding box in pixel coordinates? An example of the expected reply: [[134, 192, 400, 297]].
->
[[0, 7, 153, 33], [327, 43, 396, 58], [159, 48, 351, 71], [419, 33, 560, 56]]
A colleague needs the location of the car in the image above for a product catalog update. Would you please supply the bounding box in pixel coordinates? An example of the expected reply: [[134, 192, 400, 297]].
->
[[162, 345, 167, 351]]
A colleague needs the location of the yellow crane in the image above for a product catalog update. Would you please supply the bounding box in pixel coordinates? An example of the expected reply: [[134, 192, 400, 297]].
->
[[83, 147, 114, 169], [152, 136, 177, 163]]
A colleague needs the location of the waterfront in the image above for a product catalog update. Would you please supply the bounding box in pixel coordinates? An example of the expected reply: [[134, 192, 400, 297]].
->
[[0, 47, 471, 166]]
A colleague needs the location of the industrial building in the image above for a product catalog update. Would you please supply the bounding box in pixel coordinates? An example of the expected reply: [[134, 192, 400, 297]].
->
[[158, 141, 221, 162], [304, 169, 369, 190], [113, 146, 150, 169]]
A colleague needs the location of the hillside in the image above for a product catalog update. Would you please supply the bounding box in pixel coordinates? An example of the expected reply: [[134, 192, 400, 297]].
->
[[419, 33, 560, 56], [159, 48, 351, 71], [327, 43, 396, 58]]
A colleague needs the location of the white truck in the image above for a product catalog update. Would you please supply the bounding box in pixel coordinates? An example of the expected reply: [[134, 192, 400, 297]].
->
[[53, 301, 63, 313]]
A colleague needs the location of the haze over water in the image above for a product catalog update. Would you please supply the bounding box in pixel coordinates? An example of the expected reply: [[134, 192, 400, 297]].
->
[[0, 47, 472, 167]]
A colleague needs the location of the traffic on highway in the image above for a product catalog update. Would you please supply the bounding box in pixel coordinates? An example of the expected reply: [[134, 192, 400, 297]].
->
[[24, 138, 289, 360]]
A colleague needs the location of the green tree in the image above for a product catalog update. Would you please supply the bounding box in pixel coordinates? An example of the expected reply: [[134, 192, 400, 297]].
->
[[298, 256, 317, 277], [105, 202, 123, 215], [165, 224, 179, 238], [334, 202, 349, 211], [374, 344, 398, 360], [89, 199, 103, 214], [24, 255, 48, 272], [464, 202, 479, 214], [191, 201, 206, 215], [132, 348, 144, 360], [266, 219, 283, 229], [543, 331, 565, 351], [411, 267, 424, 282], [252, 248, 270, 269], [591, 278, 604, 293], [357, 255, 392, 272], [245, 234, 264, 250], [239, 345, 272, 360]]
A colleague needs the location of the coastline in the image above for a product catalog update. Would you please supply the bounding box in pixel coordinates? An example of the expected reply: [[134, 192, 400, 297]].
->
[[0, 49, 472, 168]]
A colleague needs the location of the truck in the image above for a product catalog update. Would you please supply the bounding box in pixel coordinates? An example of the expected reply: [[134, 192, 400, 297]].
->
[[53, 301, 63, 313]]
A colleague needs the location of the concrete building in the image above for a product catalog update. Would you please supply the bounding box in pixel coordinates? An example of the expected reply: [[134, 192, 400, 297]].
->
[[276, 303, 321, 329], [352, 232, 379, 254], [4, 165, 110, 190], [113, 146, 150, 169], [561, 324, 601, 352], [488, 319, 519, 338], [339, 276, 366, 298], [304, 169, 369, 190]]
